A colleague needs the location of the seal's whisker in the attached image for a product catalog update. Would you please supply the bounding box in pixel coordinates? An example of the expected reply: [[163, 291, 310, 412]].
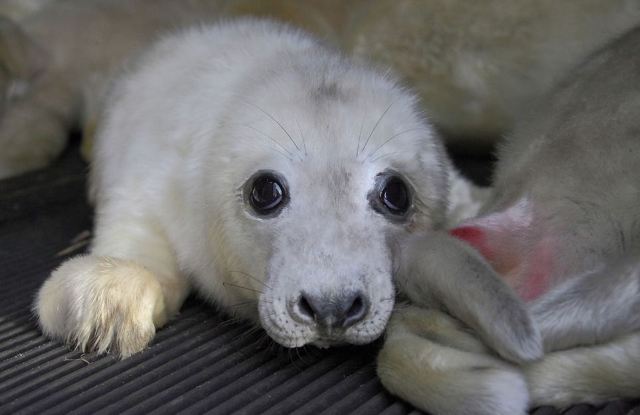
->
[[222, 281, 264, 295], [219, 316, 244, 329], [355, 115, 365, 158], [241, 100, 303, 155], [360, 100, 394, 155], [240, 124, 294, 157], [231, 325, 262, 343], [368, 151, 405, 164], [229, 270, 271, 289], [257, 142, 294, 161], [296, 119, 308, 157], [228, 300, 258, 308], [367, 127, 427, 160]]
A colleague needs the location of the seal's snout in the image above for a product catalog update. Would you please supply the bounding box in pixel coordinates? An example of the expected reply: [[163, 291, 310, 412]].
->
[[291, 291, 370, 329]]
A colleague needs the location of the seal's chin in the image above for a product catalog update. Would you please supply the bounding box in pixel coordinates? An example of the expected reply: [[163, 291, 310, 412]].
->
[[265, 325, 387, 350]]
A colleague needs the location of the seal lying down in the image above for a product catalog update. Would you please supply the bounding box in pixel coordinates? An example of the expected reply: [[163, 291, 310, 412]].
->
[[378, 26, 640, 415], [36, 19, 520, 358]]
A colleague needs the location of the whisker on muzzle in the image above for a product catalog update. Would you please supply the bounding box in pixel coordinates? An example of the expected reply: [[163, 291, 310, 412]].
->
[[228, 270, 272, 289], [227, 300, 259, 308], [222, 281, 264, 295]]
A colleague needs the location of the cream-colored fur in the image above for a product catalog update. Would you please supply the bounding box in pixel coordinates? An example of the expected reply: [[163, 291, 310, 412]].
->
[[37, 256, 170, 357], [36, 19, 481, 357]]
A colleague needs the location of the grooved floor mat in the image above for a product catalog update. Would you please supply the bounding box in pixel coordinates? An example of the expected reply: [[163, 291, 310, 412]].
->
[[1, 144, 638, 414]]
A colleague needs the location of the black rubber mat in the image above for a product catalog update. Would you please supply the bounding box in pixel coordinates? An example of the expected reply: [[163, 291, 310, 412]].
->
[[1, 143, 638, 414]]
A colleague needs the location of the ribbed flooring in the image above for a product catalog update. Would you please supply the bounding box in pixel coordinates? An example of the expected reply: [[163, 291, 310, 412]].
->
[[1, 144, 638, 414]]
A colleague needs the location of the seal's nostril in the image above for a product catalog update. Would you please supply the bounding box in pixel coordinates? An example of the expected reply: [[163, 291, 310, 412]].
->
[[347, 296, 364, 318], [297, 294, 315, 320], [343, 292, 369, 328]]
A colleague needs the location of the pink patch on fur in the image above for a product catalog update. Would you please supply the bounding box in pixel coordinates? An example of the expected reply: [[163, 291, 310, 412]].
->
[[519, 241, 554, 301], [450, 226, 494, 260]]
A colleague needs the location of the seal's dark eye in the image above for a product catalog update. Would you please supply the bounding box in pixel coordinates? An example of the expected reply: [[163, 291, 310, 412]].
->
[[381, 177, 409, 214], [249, 173, 287, 215], [369, 172, 412, 220]]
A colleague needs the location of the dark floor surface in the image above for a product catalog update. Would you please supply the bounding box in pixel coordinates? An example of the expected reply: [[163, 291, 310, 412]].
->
[[1, 144, 638, 414]]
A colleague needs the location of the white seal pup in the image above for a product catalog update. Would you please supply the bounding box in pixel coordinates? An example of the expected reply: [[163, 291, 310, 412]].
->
[[379, 27, 640, 415], [35, 19, 534, 358]]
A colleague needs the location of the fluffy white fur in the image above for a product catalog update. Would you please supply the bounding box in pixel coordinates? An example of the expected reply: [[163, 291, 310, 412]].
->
[[36, 20, 482, 355], [34, 17, 640, 415]]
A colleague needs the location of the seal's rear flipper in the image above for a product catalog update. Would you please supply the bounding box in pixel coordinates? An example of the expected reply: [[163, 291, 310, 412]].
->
[[397, 231, 542, 364]]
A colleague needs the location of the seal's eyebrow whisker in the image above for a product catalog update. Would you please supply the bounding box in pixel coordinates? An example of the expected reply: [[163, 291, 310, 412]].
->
[[295, 119, 308, 157], [366, 127, 428, 161], [240, 100, 303, 156], [355, 115, 366, 158], [222, 281, 264, 294], [229, 270, 272, 289], [239, 124, 294, 157], [367, 151, 405, 164], [360, 100, 395, 156]]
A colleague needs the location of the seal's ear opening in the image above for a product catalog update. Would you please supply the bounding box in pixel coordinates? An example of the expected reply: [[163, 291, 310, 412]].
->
[[0, 16, 47, 83], [449, 198, 533, 283]]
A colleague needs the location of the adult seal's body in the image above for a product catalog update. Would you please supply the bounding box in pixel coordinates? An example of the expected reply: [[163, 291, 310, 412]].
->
[[35, 19, 498, 356]]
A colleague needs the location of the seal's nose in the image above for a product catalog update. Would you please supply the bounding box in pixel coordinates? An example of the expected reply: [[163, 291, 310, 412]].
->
[[294, 291, 369, 328]]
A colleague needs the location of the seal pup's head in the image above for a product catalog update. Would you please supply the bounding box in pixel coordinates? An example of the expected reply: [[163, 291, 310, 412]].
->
[[200, 28, 451, 348]]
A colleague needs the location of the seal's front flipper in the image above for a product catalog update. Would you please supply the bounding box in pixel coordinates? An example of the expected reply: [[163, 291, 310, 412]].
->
[[396, 231, 542, 364]]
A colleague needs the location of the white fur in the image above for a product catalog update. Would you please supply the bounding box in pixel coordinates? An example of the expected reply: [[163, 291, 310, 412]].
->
[[446, 169, 491, 226], [36, 20, 457, 355], [36, 255, 168, 357]]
